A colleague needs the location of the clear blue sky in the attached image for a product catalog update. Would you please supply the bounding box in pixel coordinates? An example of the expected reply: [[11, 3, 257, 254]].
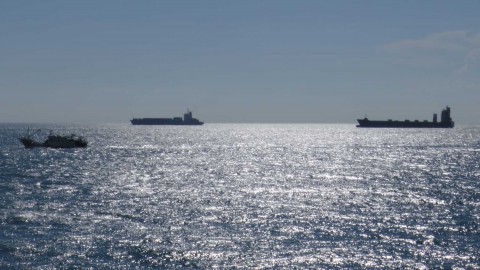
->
[[1, 1, 479, 124]]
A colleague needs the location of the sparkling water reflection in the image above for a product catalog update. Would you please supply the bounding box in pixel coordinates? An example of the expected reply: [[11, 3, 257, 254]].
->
[[1, 124, 479, 268]]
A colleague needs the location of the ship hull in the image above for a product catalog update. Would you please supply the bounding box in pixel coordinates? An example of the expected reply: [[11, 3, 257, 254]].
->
[[19, 138, 88, 148], [130, 119, 204, 125], [356, 119, 454, 128]]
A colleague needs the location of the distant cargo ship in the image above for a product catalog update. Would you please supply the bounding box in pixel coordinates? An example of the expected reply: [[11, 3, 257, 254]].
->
[[131, 110, 204, 125], [356, 106, 454, 128]]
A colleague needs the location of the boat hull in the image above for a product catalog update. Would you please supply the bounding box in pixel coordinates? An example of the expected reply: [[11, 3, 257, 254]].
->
[[130, 120, 204, 125], [356, 119, 454, 128], [19, 139, 88, 148]]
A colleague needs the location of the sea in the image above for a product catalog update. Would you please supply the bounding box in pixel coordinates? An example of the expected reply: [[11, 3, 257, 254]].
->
[[1, 123, 479, 269]]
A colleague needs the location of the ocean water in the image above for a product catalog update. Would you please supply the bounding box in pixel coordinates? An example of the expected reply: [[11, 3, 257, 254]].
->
[[1, 123, 479, 269]]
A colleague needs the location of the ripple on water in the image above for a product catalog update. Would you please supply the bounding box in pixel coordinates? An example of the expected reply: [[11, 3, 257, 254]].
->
[[1, 124, 479, 268]]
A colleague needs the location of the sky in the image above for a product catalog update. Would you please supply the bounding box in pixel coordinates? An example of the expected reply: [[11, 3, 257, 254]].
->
[[1, 1, 479, 124]]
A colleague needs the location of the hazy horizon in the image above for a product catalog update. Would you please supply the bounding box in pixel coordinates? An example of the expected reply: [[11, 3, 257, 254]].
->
[[1, 1, 479, 124]]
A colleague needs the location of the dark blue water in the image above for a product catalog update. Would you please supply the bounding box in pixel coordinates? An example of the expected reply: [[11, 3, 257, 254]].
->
[[1, 124, 479, 269]]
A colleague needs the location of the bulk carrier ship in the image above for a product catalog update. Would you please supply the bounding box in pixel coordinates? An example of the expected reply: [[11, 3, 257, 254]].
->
[[131, 110, 204, 125], [356, 106, 454, 128]]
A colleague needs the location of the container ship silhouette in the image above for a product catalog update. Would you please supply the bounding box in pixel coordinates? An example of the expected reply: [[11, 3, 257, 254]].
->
[[356, 106, 454, 128], [131, 110, 204, 125]]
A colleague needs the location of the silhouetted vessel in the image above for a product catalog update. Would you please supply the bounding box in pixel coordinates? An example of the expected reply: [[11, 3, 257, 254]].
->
[[20, 130, 88, 148], [131, 110, 204, 125], [357, 106, 454, 128]]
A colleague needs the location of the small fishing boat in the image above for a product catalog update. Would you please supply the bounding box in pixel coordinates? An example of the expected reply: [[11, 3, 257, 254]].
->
[[19, 129, 87, 149]]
